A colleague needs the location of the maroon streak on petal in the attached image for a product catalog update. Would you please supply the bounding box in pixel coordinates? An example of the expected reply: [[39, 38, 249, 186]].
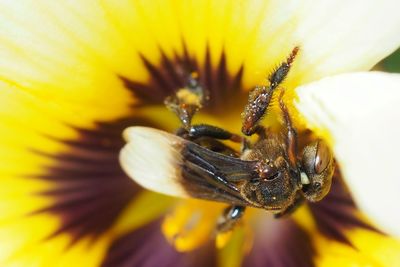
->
[[121, 44, 247, 114], [308, 168, 380, 247], [243, 218, 315, 267], [101, 220, 217, 267], [30, 117, 162, 246]]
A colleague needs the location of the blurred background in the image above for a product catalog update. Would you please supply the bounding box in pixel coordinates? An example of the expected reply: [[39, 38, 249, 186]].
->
[[377, 48, 400, 72]]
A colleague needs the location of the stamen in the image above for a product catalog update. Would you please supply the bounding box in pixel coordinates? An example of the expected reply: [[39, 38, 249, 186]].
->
[[216, 231, 234, 248], [162, 200, 224, 252]]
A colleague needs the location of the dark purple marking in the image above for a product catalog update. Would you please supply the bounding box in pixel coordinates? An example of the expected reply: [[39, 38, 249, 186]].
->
[[308, 168, 380, 248], [122, 44, 247, 113], [30, 117, 160, 247], [243, 218, 315, 267], [101, 220, 217, 267]]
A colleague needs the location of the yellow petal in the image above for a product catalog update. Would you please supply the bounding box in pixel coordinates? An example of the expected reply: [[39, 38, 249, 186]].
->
[[0, 0, 399, 266], [1, 0, 399, 116]]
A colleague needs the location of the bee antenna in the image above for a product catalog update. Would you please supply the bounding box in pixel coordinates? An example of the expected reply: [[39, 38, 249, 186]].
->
[[286, 46, 300, 67], [269, 46, 300, 89]]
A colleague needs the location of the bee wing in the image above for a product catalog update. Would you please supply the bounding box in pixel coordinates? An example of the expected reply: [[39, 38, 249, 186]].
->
[[183, 141, 256, 181], [120, 126, 256, 206], [181, 141, 257, 205]]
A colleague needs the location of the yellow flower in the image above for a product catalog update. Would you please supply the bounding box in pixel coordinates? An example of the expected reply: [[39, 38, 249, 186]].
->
[[1, 1, 400, 266]]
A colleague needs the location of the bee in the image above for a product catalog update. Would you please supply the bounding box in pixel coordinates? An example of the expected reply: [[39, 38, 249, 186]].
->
[[120, 47, 335, 232]]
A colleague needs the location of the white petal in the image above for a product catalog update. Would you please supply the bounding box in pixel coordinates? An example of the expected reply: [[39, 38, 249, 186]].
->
[[291, 0, 400, 82], [296, 72, 400, 236], [120, 127, 189, 198]]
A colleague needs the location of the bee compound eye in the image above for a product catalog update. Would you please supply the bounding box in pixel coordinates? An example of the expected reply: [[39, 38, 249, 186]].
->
[[314, 141, 331, 174]]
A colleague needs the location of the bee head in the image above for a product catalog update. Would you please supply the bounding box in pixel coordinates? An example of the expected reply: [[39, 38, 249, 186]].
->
[[301, 140, 335, 202]]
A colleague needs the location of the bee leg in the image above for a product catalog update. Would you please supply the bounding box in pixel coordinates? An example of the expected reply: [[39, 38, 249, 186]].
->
[[217, 205, 246, 233], [241, 47, 299, 136], [241, 138, 251, 153], [274, 193, 304, 218], [252, 125, 269, 139], [278, 89, 298, 168], [186, 123, 252, 154], [187, 124, 243, 143], [175, 124, 247, 148], [175, 127, 190, 138]]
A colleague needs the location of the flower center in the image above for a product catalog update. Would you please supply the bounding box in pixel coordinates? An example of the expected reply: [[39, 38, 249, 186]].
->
[[121, 46, 299, 251]]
